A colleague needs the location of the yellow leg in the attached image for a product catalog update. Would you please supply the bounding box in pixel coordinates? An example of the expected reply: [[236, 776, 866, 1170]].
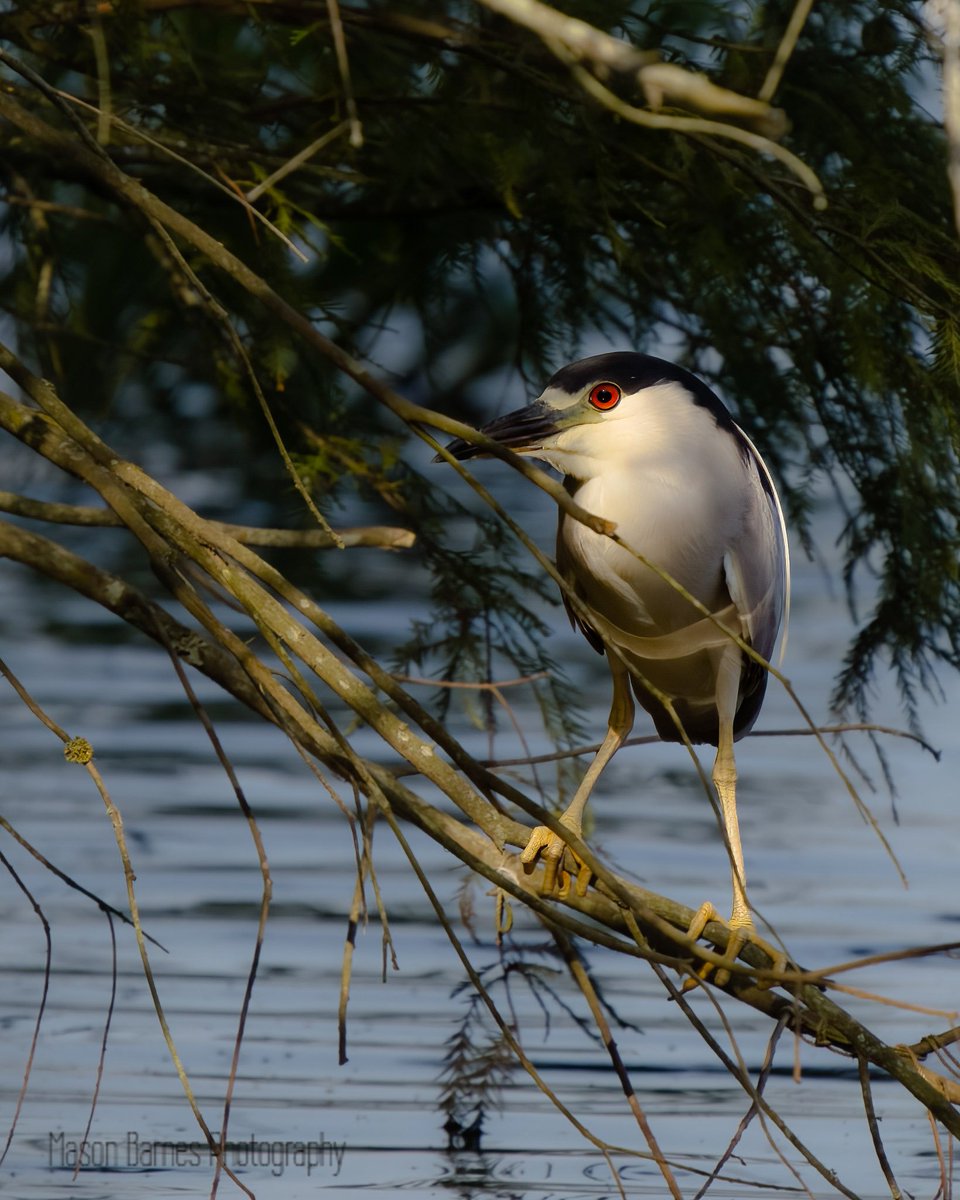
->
[[687, 646, 752, 983], [520, 657, 634, 897]]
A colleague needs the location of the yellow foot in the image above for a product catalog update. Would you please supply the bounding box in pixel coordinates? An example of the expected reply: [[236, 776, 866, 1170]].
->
[[681, 902, 785, 989], [519, 824, 591, 898]]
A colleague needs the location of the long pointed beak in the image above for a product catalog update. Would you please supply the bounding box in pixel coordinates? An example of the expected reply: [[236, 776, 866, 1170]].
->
[[437, 402, 560, 461]]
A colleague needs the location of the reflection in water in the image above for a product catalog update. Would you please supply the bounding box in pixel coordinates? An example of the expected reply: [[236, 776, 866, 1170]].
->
[[0, 500, 958, 1199]]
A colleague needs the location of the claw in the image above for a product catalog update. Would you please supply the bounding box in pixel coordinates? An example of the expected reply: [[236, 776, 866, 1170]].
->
[[520, 824, 591, 898], [681, 902, 785, 990]]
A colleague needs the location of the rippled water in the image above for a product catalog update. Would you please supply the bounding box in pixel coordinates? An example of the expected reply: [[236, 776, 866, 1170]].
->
[[1, 477, 958, 1199]]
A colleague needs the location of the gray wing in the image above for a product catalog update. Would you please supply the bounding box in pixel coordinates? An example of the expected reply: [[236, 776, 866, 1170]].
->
[[556, 511, 605, 655], [723, 425, 790, 666]]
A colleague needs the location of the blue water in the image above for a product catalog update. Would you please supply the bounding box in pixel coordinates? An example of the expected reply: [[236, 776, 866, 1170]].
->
[[0, 476, 958, 1199]]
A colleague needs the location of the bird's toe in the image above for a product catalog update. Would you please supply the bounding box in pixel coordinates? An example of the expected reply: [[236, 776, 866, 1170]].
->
[[682, 903, 785, 989], [519, 825, 590, 897]]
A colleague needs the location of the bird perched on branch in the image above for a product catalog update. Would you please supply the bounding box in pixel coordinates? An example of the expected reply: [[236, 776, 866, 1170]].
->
[[442, 352, 789, 969]]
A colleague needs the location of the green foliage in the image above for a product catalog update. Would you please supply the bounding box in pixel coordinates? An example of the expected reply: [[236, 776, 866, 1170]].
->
[[1, 0, 958, 728], [296, 427, 588, 785]]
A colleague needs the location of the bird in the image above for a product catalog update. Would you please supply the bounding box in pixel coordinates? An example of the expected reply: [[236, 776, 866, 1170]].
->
[[441, 351, 789, 969]]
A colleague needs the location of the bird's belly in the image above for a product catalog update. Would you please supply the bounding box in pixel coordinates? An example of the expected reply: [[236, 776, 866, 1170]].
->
[[586, 596, 740, 712], [560, 472, 751, 742]]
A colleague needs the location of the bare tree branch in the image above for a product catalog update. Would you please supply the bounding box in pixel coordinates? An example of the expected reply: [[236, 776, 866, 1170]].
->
[[0, 489, 415, 548], [474, 0, 790, 140]]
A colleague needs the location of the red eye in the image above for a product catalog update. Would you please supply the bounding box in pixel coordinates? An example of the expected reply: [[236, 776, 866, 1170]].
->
[[588, 382, 621, 411]]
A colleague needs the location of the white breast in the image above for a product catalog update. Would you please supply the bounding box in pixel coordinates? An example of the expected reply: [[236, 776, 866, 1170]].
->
[[551, 385, 752, 636]]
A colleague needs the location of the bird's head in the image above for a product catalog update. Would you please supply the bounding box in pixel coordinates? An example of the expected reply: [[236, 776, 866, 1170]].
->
[[439, 352, 736, 480]]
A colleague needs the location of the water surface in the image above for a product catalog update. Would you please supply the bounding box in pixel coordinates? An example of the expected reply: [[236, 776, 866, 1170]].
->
[[0, 484, 957, 1200]]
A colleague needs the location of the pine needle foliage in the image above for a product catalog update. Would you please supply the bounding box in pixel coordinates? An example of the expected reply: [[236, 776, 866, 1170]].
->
[[439, 979, 519, 1152], [1, 0, 959, 728]]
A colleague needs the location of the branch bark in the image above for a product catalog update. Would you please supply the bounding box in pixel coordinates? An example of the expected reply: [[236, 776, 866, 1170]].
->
[[474, 0, 787, 134], [0, 490, 414, 548]]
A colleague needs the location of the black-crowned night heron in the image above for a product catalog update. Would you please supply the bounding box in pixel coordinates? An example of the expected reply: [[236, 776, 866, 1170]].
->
[[442, 352, 789, 965]]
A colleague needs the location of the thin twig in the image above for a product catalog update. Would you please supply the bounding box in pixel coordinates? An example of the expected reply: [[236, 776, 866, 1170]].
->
[[550, 925, 684, 1200], [690, 972, 813, 1199], [0, 654, 70, 740], [73, 911, 118, 1182], [757, 0, 817, 103], [0, 813, 166, 949], [0, 637, 253, 1195], [0, 848, 52, 1169], [644, 955, 864, 1200], [0, 193, 107, 220], [562, 54, 825, 209], [826, 981, 956, 1020], [259, 629, 402, 980], [926, 1108, 950, 1200], [340, 871, 365, 1065], [942, 0, 960, 236], [373, 800, 637, 1196], [86, 757, 254, 1196], [157, 633, 272, 1200], [905, 1026, 960, 1060], [245, 120, 351, 202], [326, 0, 363, 147], [393, 670, 549, 689], [53, 88, 310, 261], [283, 700, 642, 1192], [140, 215, 347, 548], [470, 720, 939, 771], [0, 491, 415, 547], [85, 0, 112, 145], [801, 941, 960, 983], [694, 1015, 790, 1200], [858, 1055, 903, 1200]]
